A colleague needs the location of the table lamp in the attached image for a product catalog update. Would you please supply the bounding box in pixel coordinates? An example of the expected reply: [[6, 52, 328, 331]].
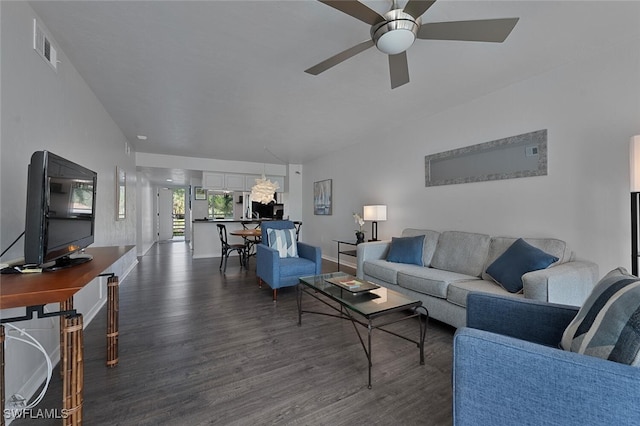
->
[[363, 205, 387, 241], [631, 135, 640, 275]]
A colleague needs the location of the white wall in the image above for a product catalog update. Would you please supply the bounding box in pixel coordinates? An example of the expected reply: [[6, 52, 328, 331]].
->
[[1, 2, 138, 415], [136, 172, 155, 255], [284, 164, 303, 223], [303, 36, 640, 275]]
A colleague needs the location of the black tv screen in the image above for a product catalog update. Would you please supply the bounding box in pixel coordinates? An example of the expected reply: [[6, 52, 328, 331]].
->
[[24, 151, 97, 268]]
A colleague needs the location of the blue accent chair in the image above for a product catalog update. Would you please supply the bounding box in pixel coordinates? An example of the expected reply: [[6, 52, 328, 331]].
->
[[453, 292, 640, 425], [256, 220, 321, 301]]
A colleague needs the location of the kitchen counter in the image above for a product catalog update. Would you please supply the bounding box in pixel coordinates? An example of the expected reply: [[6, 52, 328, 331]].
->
[[192, 218, 271, 223]]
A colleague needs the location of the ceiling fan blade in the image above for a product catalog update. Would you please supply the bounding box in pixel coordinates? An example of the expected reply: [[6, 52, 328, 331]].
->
[[417, 18, 519, 42], [403, 0, 437, 19], [389, 52, 410, 89], [318, 1, 385, 26], [305, 40, 375, 75]]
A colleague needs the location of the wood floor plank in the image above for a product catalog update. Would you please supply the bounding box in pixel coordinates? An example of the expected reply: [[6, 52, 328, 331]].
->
[[11, 241, 454, 425]]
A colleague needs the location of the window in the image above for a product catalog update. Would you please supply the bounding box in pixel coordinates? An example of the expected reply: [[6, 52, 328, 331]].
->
[[70, 180, 94, 215], [208, 191, 234, 219]]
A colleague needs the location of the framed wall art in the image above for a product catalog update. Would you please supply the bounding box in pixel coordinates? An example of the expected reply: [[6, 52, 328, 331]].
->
[[194, 186, 207, 200], [313, 179, 332, 215]]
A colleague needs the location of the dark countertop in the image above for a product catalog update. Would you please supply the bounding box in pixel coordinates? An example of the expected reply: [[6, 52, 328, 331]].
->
[[192, 219, 271, 223]]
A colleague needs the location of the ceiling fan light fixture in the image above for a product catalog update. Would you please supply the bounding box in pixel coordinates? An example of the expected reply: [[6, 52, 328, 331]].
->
[[371, 10, 420, 55], [376, 29, 415, 54]]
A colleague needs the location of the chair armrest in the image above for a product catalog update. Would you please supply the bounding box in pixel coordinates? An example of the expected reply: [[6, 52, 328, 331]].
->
[[297, 242, 322, 275], [466, 292, 578, 347], [356, 241, 390, 279], [256, 244, 279, 285], [523, 260, 599, 306], [453, 327, 640, 426]]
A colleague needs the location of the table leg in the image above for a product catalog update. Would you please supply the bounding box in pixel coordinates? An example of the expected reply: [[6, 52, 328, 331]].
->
[[368, 321, 373, 389], [244, 240, 251, 269], [297, 284, 302, 326], [416, 306, 429, 365], [62, 314, 83, 425], [1, 325, 5, 426], [106, 275, 119, 367], [59, 297, 73, 377]]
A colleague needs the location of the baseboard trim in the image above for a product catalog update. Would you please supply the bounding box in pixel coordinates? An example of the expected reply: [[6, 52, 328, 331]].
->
[[322, 255, 356, 270]]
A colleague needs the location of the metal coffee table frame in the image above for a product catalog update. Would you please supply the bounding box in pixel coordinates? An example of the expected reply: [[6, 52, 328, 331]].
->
[[297, 273, 429, 389]]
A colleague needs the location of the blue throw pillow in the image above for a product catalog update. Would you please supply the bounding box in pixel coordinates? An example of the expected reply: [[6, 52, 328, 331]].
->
[[267, 228, 298, 258], [486, 238, 559, 293], [386, 235, 425, 266]]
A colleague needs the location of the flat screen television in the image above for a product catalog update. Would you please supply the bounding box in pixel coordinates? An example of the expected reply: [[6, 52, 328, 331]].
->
[[24, 151, 97, 270]]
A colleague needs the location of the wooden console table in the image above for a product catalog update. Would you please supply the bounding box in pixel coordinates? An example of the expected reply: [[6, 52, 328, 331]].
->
[[0, 245, 134, 425]]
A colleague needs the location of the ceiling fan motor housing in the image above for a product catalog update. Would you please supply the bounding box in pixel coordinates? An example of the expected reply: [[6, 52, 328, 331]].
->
[[371, 9, 421, 55]]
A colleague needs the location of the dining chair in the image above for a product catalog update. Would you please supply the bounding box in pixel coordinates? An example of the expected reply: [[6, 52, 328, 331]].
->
[[293, 221, 302, 241], [217, 224, 245, 272], [240, 220, 262, 262], [241, 220, 260, 230]]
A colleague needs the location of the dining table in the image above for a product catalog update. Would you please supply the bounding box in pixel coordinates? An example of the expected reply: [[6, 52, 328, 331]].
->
[[230, 228, 261, 266]]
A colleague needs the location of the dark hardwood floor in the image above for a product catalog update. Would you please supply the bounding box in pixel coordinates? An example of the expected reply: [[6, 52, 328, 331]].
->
[[14, 241, 455, 425]]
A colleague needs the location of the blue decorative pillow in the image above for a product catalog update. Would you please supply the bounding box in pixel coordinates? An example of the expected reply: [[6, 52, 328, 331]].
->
[[486, 238, 559, 293], [386, 235, 425, 266], [267, 228, 298, 258]]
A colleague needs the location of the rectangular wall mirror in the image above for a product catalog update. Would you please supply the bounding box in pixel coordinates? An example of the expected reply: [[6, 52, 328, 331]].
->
[[116, 166, 126, 220], [425, 129, 547, 187]]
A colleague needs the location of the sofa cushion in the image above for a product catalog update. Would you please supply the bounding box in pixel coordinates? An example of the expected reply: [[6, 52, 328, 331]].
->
[[401, 229, 440, 266], [363, 260, 403, 284], [481, 237, 569, 281], [397, 267, 479, 299], [447, 279, 522, 308], [267, 228, 298, 258], [485, 238, 559, 293], [386, 235, 425, 266], [561, 267, 640, 366], [431, 231, 491, 277], [279, 256, 317, 276]]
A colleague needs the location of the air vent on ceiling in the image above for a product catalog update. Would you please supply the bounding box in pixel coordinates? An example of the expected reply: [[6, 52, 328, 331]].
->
[[33, 19, 57, 71]]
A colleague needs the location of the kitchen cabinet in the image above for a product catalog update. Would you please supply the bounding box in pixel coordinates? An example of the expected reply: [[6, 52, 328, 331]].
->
[[204, 172, 284, 192], [267, 175, 285, 193], [225, 174, 245, 191], [203, 172, 224, 189], [245, 175, 260, 191]]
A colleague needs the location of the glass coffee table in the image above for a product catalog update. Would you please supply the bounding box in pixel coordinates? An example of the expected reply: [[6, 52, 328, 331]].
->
[[297, 272, 429, 389]]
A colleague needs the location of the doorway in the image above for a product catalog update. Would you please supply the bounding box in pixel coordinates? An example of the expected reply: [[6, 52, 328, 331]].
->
[[158, 187, 187, 241], [172, 188, 186, 239]]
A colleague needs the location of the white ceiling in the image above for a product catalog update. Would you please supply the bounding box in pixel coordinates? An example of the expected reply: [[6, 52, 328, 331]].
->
[[29, 1, 640, 184]]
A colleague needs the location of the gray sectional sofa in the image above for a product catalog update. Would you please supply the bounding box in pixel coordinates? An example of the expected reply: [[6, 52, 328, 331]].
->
[[356, 229, 599, 328]]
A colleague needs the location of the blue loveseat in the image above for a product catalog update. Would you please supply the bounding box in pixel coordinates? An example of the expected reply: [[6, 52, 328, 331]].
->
[[453, 292, 640, 425]]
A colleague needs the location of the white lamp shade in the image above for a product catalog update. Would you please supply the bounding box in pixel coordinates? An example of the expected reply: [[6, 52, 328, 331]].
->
[[631, 136, 640, 192], [363, 205, 387, 221]]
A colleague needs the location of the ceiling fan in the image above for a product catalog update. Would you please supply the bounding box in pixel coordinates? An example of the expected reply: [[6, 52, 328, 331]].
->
[[305, 0, 519, 89]]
